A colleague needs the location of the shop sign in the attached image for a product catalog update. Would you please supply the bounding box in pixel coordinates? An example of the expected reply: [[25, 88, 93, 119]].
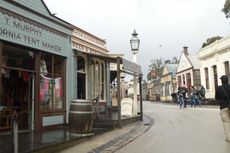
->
[[121, 98, 133, 116], [0, 11, 69, 56], [73, 29, 106, 50]]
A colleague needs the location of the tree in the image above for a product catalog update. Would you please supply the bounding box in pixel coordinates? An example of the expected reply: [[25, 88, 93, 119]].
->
[[222, 0, 230, 18], [201, 36, 223, 48], [147, 58, 164, 80], [147, 57, 179, 80], [171, 56, 179, 64]]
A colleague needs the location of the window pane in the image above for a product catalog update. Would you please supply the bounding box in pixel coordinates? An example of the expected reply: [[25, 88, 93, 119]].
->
[[3, 44, 35, 70], [53, 75, 63, 109], [77, 73, 86, 99], [40, 53, 64, 110], [40, 75, 53, 109], [54, 55, 63, 74], [41, 53, 52, 74], [77, 56, 85, 72]]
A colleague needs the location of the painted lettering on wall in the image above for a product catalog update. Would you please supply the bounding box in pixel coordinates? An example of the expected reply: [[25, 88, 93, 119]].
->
[[0, 14, 63, 53]]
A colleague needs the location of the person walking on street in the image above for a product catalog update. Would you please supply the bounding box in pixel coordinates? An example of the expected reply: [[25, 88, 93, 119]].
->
[[181, 82, 187, 108], [215, 75, 230, 142], [177, 87, 184, 109], [195, 86, 201, 107], [190, 86, 196, 107], [199, 85, 206, 104]]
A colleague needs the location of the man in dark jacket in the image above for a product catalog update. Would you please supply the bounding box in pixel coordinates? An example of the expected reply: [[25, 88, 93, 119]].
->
[[215, 75, 230, 142]]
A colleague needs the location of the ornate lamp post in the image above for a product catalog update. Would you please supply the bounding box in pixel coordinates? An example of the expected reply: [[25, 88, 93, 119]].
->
[[130, 30, 140, 115], [130, 30, 140, 63]]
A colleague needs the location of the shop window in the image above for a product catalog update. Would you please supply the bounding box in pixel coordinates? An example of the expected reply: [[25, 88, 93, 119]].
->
[[91, 60, 105, 100], [1, 44, 35, 130], [40, 53, 64, 110], [2, 44, 35, 70], [77, 56, 86, 99]]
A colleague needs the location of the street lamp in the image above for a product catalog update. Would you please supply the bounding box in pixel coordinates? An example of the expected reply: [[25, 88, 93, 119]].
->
[[130, 30, 140, 115], [130, 30, 140, 63]]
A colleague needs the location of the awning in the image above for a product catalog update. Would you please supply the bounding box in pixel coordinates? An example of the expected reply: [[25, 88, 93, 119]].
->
[[74, 49, 142, 75]]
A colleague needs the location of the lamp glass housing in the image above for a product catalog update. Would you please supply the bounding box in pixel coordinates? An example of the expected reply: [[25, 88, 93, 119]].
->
[[130, 30, 140, 54]]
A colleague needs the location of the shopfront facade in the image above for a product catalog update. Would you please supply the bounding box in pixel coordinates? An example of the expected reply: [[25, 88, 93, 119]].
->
[[0, 0, 73, 131], [71, 26, 112, 118]]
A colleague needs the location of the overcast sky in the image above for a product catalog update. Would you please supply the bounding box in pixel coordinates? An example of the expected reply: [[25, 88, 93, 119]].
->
[[44, 0, 229, 79]]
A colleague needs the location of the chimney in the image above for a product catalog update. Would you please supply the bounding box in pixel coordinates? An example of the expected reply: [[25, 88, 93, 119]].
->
[[183, 46, 188, 55]]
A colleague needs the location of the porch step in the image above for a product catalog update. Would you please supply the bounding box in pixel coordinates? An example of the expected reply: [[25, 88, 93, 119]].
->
[[93, 120, 116, 129]]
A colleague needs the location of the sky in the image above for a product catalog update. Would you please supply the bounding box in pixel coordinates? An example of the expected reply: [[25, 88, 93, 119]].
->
[[44, 0, 230, 79]]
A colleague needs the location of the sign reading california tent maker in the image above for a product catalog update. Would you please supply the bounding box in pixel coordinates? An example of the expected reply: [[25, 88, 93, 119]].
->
[[0, 9, 69, 57]]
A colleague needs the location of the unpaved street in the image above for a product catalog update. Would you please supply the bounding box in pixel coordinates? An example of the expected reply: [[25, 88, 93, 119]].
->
[[117, 102, 230, 153]]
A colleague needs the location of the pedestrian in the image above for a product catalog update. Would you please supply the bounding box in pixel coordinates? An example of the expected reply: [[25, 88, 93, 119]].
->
[[190, 86, 196, 107], [215, 75, 230, 142], [195, 86, 201, 107], [181, 83, 187, 108], [199, 85, 206, 104], [177, 87, 183, 108], [171, 93, 178, 103], [177, 87, 185, 108]]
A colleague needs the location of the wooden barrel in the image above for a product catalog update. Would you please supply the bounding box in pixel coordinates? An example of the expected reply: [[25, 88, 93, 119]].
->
[[69, 99, 93, 133]]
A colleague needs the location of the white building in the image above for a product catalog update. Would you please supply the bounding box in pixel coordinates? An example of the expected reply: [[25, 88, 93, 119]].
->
[[199, 35, 230, 99], [176, 47, 201, 93]]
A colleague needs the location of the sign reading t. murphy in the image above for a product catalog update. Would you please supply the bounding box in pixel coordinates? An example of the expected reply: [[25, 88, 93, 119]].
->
[[0, 8, 70, 57]]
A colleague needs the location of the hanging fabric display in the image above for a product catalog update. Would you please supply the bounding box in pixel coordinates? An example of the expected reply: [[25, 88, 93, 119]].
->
[[40, 75, 52, 107], [53, 77, 62, 108], [40, 75, 63, 109]]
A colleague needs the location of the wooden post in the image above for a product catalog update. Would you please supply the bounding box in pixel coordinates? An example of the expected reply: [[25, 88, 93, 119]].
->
[[139, 75, 143, 121], [0, 41, 2, 99], [117, 57, 122, 128], [12, 111, 18, 153]]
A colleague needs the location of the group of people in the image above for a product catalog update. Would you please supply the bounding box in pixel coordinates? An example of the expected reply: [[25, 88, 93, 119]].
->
[[172, 84, 205, 109], [190, 85, 205, 107]]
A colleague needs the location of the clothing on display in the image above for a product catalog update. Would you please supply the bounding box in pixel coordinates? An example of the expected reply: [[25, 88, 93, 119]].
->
[[40, 75, 63, 108]]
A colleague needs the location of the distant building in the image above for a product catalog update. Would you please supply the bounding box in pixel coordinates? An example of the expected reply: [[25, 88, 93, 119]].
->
[[160, 63, 178, 102], [147, 78, 161, 101], [176, 47, 201, 94], [199, 35, 230, 99], [142, 80, 148, 100]]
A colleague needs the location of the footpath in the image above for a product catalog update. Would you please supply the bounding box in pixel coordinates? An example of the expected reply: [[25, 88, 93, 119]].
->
[[60, 115, 153, 153]]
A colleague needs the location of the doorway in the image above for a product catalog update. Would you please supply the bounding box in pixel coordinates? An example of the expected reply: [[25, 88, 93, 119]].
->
[[0, 44, 35, 131], [1, 71, 34, 130], [213, 65, 218, 89]]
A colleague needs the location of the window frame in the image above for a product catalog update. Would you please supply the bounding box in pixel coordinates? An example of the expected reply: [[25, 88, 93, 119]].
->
[[39, 52, 65, 112], [77, 55, 87, 99]]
